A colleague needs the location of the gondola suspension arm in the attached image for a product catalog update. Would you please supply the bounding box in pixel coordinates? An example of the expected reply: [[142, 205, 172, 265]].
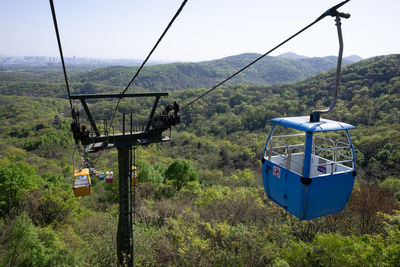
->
[[310, 10, 350, 122]]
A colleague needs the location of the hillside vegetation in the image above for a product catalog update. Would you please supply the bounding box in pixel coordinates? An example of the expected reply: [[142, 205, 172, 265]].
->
[[0, 53, 352, 98], [0, 54, 399, 266]]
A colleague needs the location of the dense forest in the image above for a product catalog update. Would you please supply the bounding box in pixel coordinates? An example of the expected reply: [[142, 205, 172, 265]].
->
[[0, 53, 354, 98], [0, 54, 399, 266]]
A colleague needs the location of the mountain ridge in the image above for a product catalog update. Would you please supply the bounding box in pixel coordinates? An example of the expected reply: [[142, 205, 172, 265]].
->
[[276, 51, 363, 63], [0, 53, 356, 97]]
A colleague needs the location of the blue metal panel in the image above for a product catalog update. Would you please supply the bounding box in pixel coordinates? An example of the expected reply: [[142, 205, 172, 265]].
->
[[303, 132, 313, 178], [270, 116, 356, 132], [263, 159, 306, 218], [263, 157, 356, 220], [263, 161, 287, 208], [303, 171, 355, 219], [285, 169, 304, 218]]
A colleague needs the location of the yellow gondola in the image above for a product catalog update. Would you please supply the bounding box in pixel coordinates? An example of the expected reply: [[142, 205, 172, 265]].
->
[[131, 165, 138, 186], [73, 168, 91, 197]]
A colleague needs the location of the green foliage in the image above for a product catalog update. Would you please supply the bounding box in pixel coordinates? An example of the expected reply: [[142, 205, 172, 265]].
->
[[1, 212, 46, 266], [165, 159, 199, 190], [283, 233, 392, 267], [224, 168, 255, 187], [0, 54, 400, 266], [73, 211, 119, 266], [25, 187, 79, 226], [0, 95, 73, 159], [1, 213, 77, 266], [41, 172, 67, 189], [134, 222, 164, 266], [0, 159, 41, 216], [36, 226, 78, 266], [382, 211, 400, 266], [198, 169, 224, 186], [0, 54, 350, 97], [137, 159, 164, 186], [380, 176, 400, 199]]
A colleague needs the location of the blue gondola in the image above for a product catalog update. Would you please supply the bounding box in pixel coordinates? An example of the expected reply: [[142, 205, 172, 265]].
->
[[99, 172, 105, 181], [261, 116, 356, 220], [261, 6, 355, 219]]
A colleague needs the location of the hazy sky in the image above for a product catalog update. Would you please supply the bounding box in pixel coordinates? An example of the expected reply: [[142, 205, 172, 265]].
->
[[1, 0, 399, 62]]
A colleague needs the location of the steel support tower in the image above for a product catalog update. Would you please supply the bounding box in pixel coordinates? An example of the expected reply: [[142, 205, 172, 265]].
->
[[70, 92, 179, 266]]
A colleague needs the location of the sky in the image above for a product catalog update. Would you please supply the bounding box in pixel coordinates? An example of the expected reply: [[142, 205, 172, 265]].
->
[[1, 0, 399, 62]]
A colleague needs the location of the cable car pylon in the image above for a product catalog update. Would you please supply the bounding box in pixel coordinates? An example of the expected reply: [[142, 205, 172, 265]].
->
[[49, 0, 357, 265], [49, 0, 185, 264]]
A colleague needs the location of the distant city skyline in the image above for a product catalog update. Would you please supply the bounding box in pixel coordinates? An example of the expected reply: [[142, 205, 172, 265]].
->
[[0, 51, 364, 66], [1, 0, 399, 62]]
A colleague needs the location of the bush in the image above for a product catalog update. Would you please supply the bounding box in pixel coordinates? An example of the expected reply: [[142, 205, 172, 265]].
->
[[0, 159, 41, 216], [380, 176, 400, 200], [1, 213, 77, 266], [165, 159, 199, 190], [283, 233, 387, 266], [137, 159, 164, 186]]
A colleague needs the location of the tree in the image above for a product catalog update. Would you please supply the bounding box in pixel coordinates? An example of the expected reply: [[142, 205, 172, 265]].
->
[[80, 82, 97, 94], [1, 213, 78, 266], [349, 184, 399, 235], [165, 159, 198, 190], [2, 213, 46, 266], [137, 159, 164, 186], [53, 115, 62, 129], [0, 159, 41, 216], [380, 176, 400, 200]]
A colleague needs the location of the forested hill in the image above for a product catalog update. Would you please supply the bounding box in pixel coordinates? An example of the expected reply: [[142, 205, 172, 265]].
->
[[0, 53, 353, 97], [171, 54, 400, 173], [0, 54, 400, 266], [106, 53, 353, 91], [176, 54, 400, 129]]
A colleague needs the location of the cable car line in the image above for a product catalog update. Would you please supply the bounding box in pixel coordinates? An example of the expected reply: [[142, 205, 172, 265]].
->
[[93, 149, 103, 166], [47, 0, 355, 263], [108, 0, 189, 131], [179, 0, 351, 114], [121, 0, 188, 96], [49, 0, 73, 117]]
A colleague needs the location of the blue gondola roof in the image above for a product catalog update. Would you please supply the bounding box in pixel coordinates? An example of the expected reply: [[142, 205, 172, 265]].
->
[[270, 116, 356, 132]]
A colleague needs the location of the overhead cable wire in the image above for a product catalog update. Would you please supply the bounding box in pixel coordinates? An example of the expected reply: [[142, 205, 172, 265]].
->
[[93, 149, 103, 166], [108, 0, 189, 131], [179, 21, 321, 112], [179, 0, 350, 113], [49, 0, 74, 116]]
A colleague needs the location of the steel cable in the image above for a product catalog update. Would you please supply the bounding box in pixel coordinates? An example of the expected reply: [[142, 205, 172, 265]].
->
[[179, 0, 350, 114], [49, 0, 74, 117], [108, 0, 189, 131]]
